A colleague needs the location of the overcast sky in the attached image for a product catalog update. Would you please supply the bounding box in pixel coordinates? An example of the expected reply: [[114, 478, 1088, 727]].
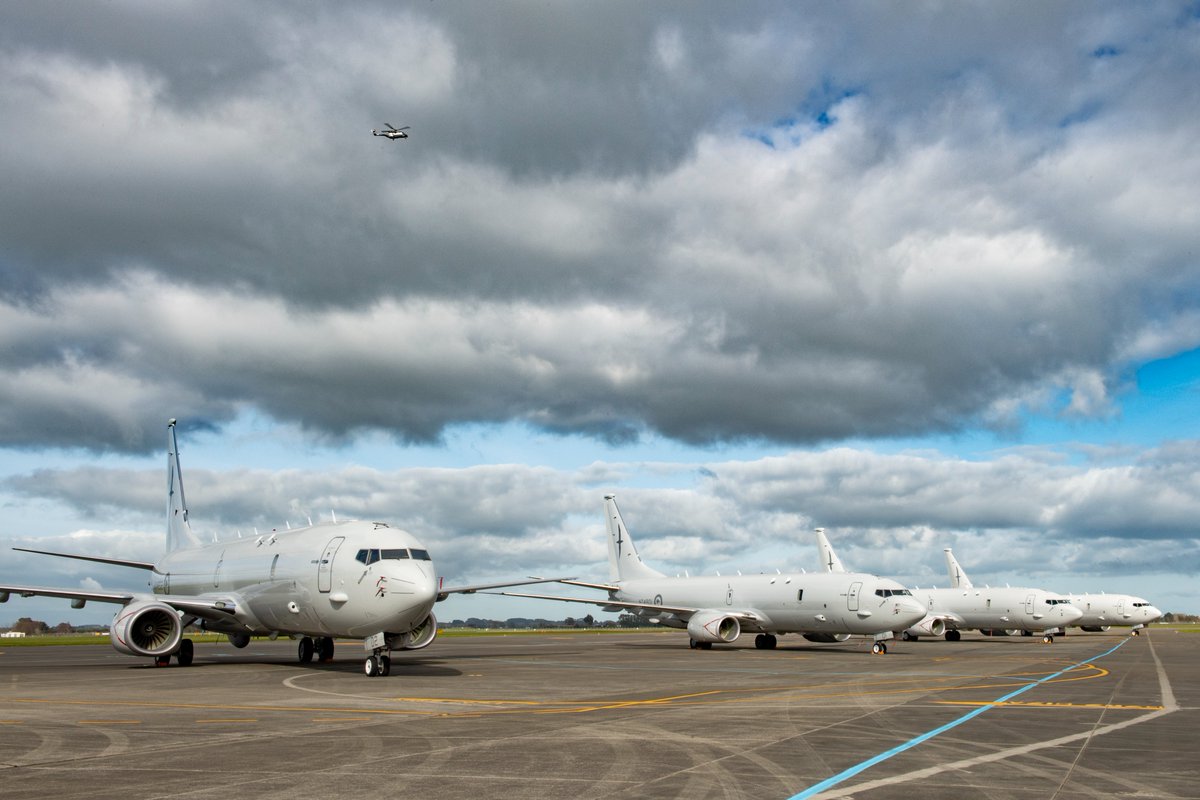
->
[[2, 1, 1198, 627]]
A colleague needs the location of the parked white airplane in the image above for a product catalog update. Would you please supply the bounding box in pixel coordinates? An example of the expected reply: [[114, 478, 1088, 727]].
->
[[814, 531, 1082, 643], [2, 420, 559, 676], [1062, 592, 1161, 635], [494, 496, 927, 654]]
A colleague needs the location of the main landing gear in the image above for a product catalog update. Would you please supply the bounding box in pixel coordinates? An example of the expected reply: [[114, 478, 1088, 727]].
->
[[688, 638, 714, 650], [152, 638, 194, 667], [753, 634, 778, 649], [296, 636, 335, 664]]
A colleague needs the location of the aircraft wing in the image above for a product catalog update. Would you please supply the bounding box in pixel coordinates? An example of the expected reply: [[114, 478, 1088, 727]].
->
[[12, 547, 157, 571], [0, 583, 134, 605], [0, 583, 240, 623], [486, 590, 763, 623], [435, 576, 577, 602]]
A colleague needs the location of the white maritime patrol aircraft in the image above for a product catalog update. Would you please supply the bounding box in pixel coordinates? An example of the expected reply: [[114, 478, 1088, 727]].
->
[[1, 420, 560, 677], [815, 531, 1083, 643], [494, 496, 927, 654], [1062, 592, 1161, 635]]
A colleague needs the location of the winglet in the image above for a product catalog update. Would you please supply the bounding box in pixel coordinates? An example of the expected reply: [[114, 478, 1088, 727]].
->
[[944, 547, 973, 589], [815, 528, 846, 573], [166, 420, 202, 552]]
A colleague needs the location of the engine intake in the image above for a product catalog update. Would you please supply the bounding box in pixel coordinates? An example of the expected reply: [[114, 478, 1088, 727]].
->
[[110, 600, 183, 657], [386, 613, 438, 651], [902, 614, 947, 639], [686, 611, 741, 644]]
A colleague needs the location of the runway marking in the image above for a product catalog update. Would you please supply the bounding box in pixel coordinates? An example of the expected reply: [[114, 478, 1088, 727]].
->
[[196, 718, 258, 723], [799, 635, 1180, 799], [936, 700, 1163, 710], [77, 720, 141, 725], [789, 638, 1157, 799]]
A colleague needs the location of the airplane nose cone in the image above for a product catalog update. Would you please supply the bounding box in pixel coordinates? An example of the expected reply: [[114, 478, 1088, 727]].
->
[[1063, 605, 1084, 624], [897, 598, 926, 625], [1146, 606, 1163, 622]]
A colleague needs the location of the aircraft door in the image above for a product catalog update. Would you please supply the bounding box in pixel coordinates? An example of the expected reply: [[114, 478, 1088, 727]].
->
[[847, 581, 862, 612], [317, 537, 345, 593], [1025, 594, 1035, 615], [726, 584, 733, 606]]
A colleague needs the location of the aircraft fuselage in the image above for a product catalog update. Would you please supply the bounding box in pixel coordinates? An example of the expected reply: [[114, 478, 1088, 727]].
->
[[153, 520, 437, 639], [615, 572, 926, 635]]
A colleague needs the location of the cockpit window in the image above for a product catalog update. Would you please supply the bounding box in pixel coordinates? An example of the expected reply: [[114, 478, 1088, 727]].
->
[[874, 588, 913, 598], [355, 548, 429, 564], [1045, 598, 1070, 605]]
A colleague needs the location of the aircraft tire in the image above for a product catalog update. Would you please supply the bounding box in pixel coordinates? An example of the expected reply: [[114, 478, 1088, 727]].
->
[[699, 641, 713, 650], [871, 642, 887, 655], [766, 634, 778, 649], [364, 656, 377, 677], [1042, 634, 1054, 644], [380, 655, 391, 676], [298, 637, 314, 664], [754, 634, 766, 649], [318, 637, 335, 662], [945, 630, 961, 642], [176, 638, 194, 666], [154, 655, 171, 667]]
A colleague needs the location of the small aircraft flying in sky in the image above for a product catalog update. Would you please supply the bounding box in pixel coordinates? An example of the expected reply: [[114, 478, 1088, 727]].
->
[[1, 420, 557, 676], [815, 530, 1083, 643], [371, 123, 410, 140], [493, 496, 927, 654]]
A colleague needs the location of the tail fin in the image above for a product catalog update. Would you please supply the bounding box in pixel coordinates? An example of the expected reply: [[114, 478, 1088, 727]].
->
[[166, 419, 203, 552], [944, 548, 972, 588], [604, 495, 664, 583], [814, 528, 846, 573]]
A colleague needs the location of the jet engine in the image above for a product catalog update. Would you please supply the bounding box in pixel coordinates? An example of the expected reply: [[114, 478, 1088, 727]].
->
[[901, 614, 947, 639], [110, 600, 182, 657], [1080, 625, 1111, 632], [386, 613, 438, 651], [802, 632, 852, 643], [686, 611, 741, 644]]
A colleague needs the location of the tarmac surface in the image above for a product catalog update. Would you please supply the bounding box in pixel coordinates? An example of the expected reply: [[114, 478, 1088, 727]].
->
[[0, 628, 1194, 800]]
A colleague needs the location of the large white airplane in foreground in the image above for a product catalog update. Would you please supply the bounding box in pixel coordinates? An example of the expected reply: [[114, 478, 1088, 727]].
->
[[494, 496, 927, 654], [1, 420, 558, 677], [815, 530, 1082, 643]]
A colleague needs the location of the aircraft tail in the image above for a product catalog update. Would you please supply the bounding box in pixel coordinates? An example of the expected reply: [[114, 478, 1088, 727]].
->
[[604, 495, 665, 583], [815, 528, 847, 573], [166, 419, 203, 553], [944, 548, 973, 588]]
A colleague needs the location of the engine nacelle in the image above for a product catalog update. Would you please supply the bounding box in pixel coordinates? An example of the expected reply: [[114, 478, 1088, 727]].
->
[[901, 614, 947, 639], [686, 611, 741, 644], [386, 613, 438, 651], [110, 600, 183, 657], [802, 632, 852, 644], [1080, 625, 1111, 632]]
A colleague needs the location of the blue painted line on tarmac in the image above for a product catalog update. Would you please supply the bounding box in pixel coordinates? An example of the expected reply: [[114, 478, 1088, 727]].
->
[[787, 638, 1130, 799]]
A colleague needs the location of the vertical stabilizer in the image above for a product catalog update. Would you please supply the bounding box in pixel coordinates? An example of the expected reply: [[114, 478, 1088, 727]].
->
[[604, 495, 664, 583], [814, 528, 847, 573], [166, 419, 203, 552], [944, 548, 972, 588]]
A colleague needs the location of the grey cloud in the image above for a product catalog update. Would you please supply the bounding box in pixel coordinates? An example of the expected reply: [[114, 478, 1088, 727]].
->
[[1, 3, 1198, 451]]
